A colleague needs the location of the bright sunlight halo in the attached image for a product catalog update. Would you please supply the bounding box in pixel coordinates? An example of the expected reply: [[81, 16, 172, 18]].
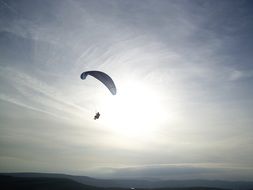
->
[[99, 80, 167, 139]]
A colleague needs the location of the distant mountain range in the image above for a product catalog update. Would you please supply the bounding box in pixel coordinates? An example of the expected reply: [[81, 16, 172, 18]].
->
[[1, 173, 253, 190]]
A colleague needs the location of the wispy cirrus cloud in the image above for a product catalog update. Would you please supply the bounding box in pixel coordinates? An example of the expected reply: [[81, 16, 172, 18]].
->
[[0, 66, 89, 121]]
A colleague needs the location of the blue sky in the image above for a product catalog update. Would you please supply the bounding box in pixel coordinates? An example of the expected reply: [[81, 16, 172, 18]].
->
[[0, 0, 253, 180]]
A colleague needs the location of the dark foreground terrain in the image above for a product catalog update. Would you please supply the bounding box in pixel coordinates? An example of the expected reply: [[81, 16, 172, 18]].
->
[[1, 173, 253, 190], [0, 175, 230, 190]]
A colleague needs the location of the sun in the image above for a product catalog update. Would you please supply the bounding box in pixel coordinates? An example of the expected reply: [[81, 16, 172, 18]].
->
[[97, 80, 167, 139]]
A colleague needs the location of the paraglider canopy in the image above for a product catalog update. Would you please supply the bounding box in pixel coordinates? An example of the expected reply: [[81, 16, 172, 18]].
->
[[80, 71, 117, 95]]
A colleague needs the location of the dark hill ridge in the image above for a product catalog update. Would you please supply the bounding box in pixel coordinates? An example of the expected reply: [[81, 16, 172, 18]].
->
[[0, 175, 230, 190], [1, 173, 253, 190], [0, 175, 100, 190]]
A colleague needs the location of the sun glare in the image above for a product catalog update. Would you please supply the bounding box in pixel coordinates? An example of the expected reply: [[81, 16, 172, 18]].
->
[[98, 80, 167, 139]]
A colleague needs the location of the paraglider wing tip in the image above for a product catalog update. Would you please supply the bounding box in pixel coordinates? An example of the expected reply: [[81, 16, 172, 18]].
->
[[80, 72, 87, 80]]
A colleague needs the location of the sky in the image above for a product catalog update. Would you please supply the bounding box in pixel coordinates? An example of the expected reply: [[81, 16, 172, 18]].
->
[[0, 0, 253, 181]]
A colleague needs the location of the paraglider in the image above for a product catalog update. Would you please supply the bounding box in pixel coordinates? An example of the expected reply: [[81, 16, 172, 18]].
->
[[80, 71, 116, 120], [94, 112, 100, 120]]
